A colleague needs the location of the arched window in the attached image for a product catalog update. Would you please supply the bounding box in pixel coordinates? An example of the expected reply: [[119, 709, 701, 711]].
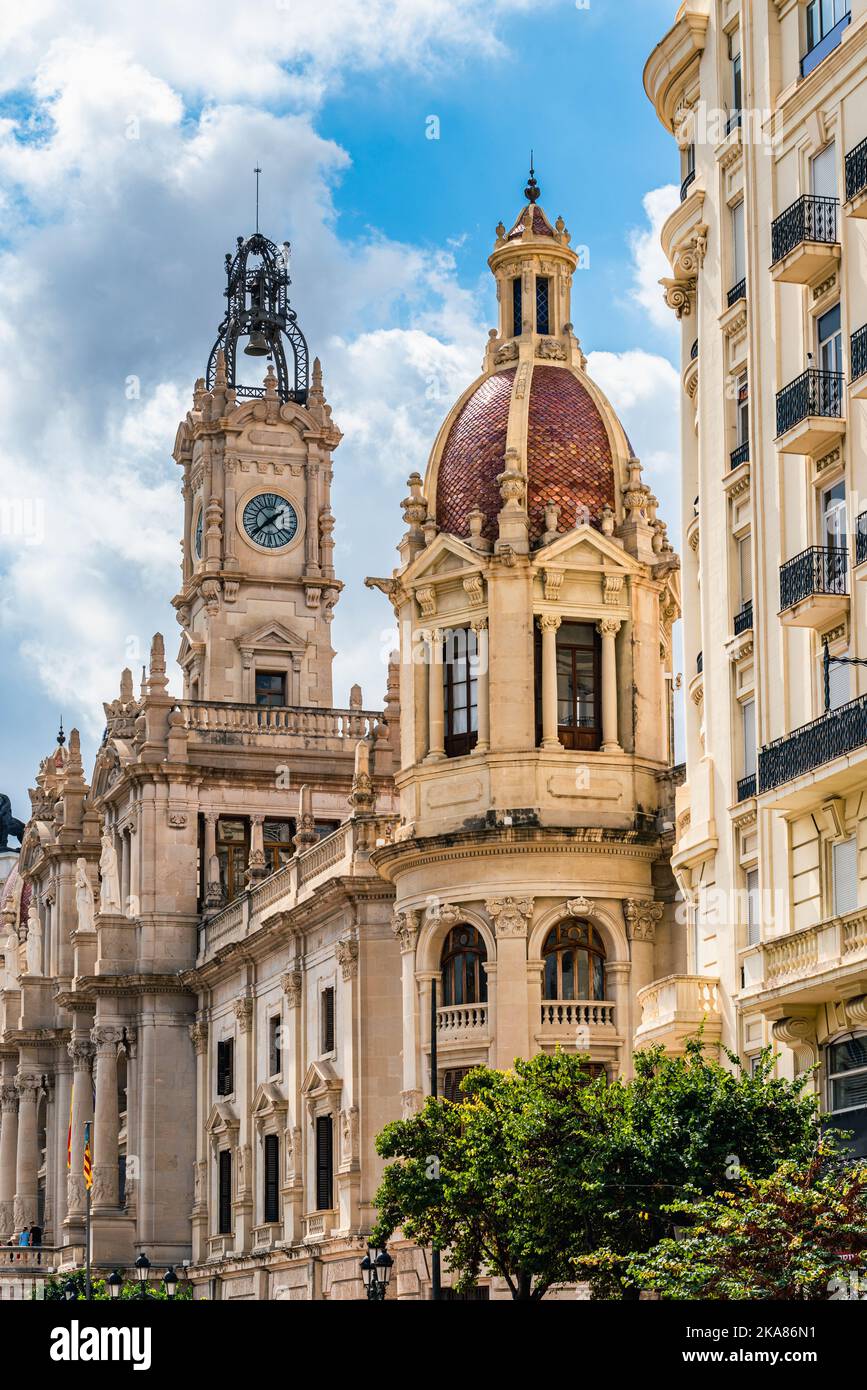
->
[[542, 920, 606, 1001], [440, 925, 488, 1006]]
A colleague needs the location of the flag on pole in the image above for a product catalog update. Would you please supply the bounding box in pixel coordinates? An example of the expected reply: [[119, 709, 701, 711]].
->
[[83, 1121, 93, 1191], [67, 1080, 74, 1170]]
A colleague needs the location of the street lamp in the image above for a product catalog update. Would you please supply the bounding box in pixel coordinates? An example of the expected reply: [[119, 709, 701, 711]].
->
[[360, 1245, 393, 1301], [134, 1252, 151, 1301], [107, 1270, 123, 1300], [163, 1266, 178, 1299], [63, 1279, 77, 1302]]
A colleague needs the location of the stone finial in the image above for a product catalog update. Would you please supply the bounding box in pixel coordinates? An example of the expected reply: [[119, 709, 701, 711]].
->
[[599, 505, 616, 537], [542, 500, 560, 545], [149, 634, 166, 677], [213, 349, 227, 390], [293, 784, 317, 849], [349, 683, 363, 710], [264, 362, 278, 398], [120, 668, 134, 702], [349, 738, 375, 812]]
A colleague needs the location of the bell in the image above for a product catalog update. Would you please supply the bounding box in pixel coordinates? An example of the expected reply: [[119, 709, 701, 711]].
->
[[244, 329, 269, 357]]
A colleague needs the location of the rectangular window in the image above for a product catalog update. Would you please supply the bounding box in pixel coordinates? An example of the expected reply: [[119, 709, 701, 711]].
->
[[833, 836, 858, 917], [217, 1039, 234, 1096], [731, 201, 745, 284], [315, 1115, 333, 1211], [269, 1015, 281, 1076], [820, 477, 846, 549], [729, 27, 742, 125], [255, 670, 287, 707], [811, 141, 838, 199], [443, 1068, 471, 1102], [217, 818, 249, 904], [807, 0, 851, 52], [443, 627, 479, 758], [826, 1036, 867, 1158], [264, 1133, 280, 1223], [321, 986, 335, 1055], [741, 699, 756, 778], [512, 277, 522, 337], [218, 1149, 232, 1234], [746, 868, 760, 946], [738, 534, 753, 608], [535, 276, 550, 335], [263, 819, 295, 873], [817, 303, 843, 377], [540, 621, 600, 753], [736, 373, 749, 445], [820, 646, 851, 712]]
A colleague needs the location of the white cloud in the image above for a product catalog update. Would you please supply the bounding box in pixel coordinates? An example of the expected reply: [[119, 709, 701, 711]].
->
[[588, 348, 681, 533], [628, 184, 680, 332]]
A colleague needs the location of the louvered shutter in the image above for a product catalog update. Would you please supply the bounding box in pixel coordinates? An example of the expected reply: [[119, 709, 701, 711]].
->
[[264, 1133, 279, 1223], [218, 1149, 232, 1234], [316, 1115, 333, 1211], [322, 988, 335, 1054], [833, 837, 858, 917]]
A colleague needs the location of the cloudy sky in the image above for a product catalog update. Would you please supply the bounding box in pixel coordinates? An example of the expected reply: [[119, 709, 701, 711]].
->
[[0, 0, 682, 817]]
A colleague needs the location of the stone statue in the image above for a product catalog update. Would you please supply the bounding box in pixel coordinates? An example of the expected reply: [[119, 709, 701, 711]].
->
[[1, 926, 18, 988], [99, 832, 121, 913], [25, 903, 43, 976], [0, 794, 25, 851], [75, 858, 95, 934]]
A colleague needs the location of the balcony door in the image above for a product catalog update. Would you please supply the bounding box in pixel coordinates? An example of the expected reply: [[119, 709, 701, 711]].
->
[[811, 141, 837, 199], [817, 304, 843, 377]]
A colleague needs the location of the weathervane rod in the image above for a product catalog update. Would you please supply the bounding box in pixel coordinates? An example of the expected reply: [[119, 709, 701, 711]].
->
[[254, 164, 262, 233]]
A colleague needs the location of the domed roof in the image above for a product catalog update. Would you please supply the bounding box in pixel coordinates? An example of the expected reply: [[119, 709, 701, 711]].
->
[[434, 361, 619, 545]]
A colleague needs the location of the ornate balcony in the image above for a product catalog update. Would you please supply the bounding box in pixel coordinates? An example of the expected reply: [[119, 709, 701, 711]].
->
[[856, 511, 867, 568], [680, 169, 696, 203], [845, 135, 867, 217], [771, 195, 840, 285], [633, 975, 722, 1054], [758, 693, 867, 799], [179, 698, 382, 752], [850, 324, 867, 398], [730, 440, 749, 472], [737, 773, 757, 802], [775, 369, 846, 455], [741, 907, 867, 1008], [436, 1002, 489, 1042], [536, 1000, 616, 1052], [779, 545, 849, 628], [727, 277, 746, 308], [733, 600, 753, 635]]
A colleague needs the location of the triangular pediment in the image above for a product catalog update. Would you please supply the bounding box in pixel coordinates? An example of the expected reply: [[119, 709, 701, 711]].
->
[[402, 532, 485, 587], [300, 1058, 342, 1101], [235, 618, 308, 655], [533, 524, 640, 574], [205, 1100, 239, 1134], [252, 1081, 288, 1118]]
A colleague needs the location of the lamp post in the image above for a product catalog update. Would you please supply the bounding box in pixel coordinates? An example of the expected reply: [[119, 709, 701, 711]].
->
[[63, 1279, 77, 1302], [134, 1252, 151, 1301], [360, 1245, 393, 1301], [107, 1270, 123, 1300], [163, 1266, 178, 1299]]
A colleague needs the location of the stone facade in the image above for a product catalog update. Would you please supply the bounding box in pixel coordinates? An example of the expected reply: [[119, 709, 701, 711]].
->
[[645, 0, 867, 1153], [0, 187, 688, 1300]]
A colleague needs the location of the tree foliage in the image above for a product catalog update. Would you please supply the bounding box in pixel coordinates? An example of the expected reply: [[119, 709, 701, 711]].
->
[[40, 1268, 192, 1301], [627, 1151, 867, 1300], [373, 1040, 824, 1299]]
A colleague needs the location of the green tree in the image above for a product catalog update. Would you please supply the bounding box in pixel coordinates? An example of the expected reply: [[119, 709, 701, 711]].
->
[[372, 1041, 825, 1300], [40, 1268, 192, 1301], [628, 1152, 867, 1300]]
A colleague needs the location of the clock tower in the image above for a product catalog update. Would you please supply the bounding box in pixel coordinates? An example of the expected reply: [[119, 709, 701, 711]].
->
[[172, 230, 343, 708]]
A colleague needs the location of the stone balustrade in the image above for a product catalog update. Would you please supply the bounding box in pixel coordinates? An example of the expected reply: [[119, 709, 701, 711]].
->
[[741, 908, 867, 999], [633, 975, 722, 1052], [179, 699, 382, 750], [538, 1000, 616, 1030], [436, 1003, 489, 1039]]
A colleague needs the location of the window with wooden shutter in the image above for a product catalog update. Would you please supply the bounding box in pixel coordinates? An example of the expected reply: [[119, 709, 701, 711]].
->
[[269, 1016, 281, 1076], [315, 1115, 333, 1211], [218, 1149, 232, 1234], [217, 1039, 234, 1096], [321, 987, 335, 1055], [264, 1133, 280, 1223], [442, 1068, 470, 1102], [833, 836, 858, 917]]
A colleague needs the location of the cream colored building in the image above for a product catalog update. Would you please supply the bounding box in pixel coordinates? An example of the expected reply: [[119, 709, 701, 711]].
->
[[646, 0, 867, 1153], [0, 184, 688, 1300]]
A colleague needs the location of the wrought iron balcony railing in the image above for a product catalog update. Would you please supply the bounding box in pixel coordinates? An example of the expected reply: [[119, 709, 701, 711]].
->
[[727, 277, 746, 308], [779, 545, 848, 611], [759, 692, 867, 793], [776, 369, 844, 436], [852, 323, 867, 382], [846, 135, 867, 203], [680, 168, 696, 203], [771, 194, 839, 264], [727, 110, 742, 135], [730, 439, 749, 469], [857, 512, 867, 567], [737, 773, 757, 802], [733, 600, 753, 635]]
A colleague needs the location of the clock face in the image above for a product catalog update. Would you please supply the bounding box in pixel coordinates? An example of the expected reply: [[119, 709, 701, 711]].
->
[[242, 493, 299, 550], [194, 509, 203, 559]]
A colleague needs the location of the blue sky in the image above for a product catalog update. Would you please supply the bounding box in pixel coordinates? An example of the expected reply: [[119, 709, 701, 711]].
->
[[0, 0, 682, 818]]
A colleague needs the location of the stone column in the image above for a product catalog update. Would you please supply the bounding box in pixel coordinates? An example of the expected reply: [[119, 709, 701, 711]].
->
[[43, 1072, 55, 1240], [335, 930, 360, 1229], [91, 1026, 124, 1210], [121, 833, 131, 916], [66, 1039, 95, 1225], [14, 1071, 41, 1233], [305, 462, 321, 574], [471, 619, 490, 754], [52, 1049, 73, 1237], [280, 967, 304, 1245], [391, 912, 421, 1115], [487, 898, 533, 1068], [623, 899, 662, 1055], [597, 618, 622, 752], [426, 629, 445, 761], [182, 479, 193, 583], [538, 616, 562, 750], [190, 1022, 209, 1264], [0, 1082, 19, 1239]]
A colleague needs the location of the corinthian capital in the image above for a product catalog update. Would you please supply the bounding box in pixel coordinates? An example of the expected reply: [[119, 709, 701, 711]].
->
[[15, 1073, 42, 1102], [391, 910, 420, 954], [91, 1025, 125, 1053], [68, 1039, 96, 1071], [0, 1083, 19, 1112]]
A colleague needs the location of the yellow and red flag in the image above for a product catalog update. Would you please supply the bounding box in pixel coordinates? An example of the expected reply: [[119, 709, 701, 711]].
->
[[83, 1121, 93, 1191]]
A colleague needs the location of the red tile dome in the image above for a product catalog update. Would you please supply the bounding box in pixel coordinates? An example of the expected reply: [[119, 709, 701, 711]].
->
[[434, 362, 618, 545]]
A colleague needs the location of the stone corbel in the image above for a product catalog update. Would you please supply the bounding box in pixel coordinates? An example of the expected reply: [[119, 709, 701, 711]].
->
[[771, 1016, 819, 1073], [542, 567, 565, 603], [462, 574, 485, 609], [660, 276, 696, 320], [844, 995, 867, 1028]]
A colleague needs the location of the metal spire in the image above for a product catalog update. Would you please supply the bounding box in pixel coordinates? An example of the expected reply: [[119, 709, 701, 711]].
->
[[254, 165, 262, 233], [56, 717, 66, 748], [524, 152, 540, 205]]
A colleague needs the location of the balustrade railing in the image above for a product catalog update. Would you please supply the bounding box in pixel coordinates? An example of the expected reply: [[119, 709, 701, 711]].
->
[[737, 773, 757, 802], [680, 168, 696, 203], [436, 1003, 488, 1034], [856, 511, 867, 567], [771, 194, 838, 263], [776, 369, 844, 436], [180, 699, 381, 743], [539, 1000, 615, 1029], [779, 545, 848, 611]]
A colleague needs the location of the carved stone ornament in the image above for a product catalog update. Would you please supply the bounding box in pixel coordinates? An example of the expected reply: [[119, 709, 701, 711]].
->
[[336, 931, 359, 981], [536, 336, 567, 361], [486, 896, 534, 938], [391, 910, 420, 954], [281, 969, 303, 1007], [462, 574, 485, 608], [233, 995, 254, 1032], [189, 1021, 209, 1054], [624, 898, 664, 943], [660, 276, 695, 320], [566, 897, 594, 918], [771, 1016, 818, 1073], [494, 341, 518, 365]]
